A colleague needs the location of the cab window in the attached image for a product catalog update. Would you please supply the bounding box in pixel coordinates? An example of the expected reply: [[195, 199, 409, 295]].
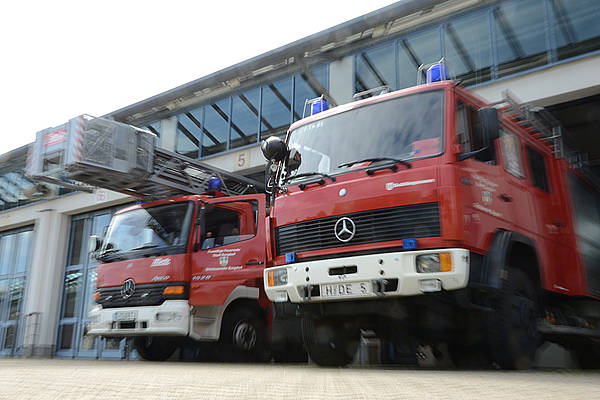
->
[[456, 100, 496, 164], [201, 200, 258, 249]]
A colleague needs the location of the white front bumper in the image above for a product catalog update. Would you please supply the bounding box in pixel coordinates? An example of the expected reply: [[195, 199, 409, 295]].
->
[[264, 249, 470, 303], [88, 300, 191, 337]]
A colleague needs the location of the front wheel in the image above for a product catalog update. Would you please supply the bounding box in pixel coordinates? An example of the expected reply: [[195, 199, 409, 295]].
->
[[489, 268, 540, 369], [301, 316, 360, 367], [219, 306, 269, 362], [134, 336, 177, 361]]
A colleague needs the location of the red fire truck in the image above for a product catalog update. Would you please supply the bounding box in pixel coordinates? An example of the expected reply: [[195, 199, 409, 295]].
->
[[261, 65, 600, 369], [27, 116, 304, 361]]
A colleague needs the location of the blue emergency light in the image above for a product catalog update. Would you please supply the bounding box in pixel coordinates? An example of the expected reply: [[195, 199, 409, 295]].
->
[[403, 238, 417, 250], [311, 99, 328, 115], [426, 63, 447, 84], [208, 177, 222, 190], [285, 252, 296, 263]]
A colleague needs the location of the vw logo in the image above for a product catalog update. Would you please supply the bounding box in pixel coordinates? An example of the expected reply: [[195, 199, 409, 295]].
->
[[120, 279, 135, 299], [334, 217, 356, 242]]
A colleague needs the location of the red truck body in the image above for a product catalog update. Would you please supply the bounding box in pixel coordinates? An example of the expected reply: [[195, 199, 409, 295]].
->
[[263, 80, 600, 368]]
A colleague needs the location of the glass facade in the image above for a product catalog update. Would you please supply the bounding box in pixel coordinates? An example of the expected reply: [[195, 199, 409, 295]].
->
[[354, 0, 600, 91], [172, 64, 329, 159], [0, 226, 33, 356], [0, 147, 73, 212], [56, 206, 129, 359]]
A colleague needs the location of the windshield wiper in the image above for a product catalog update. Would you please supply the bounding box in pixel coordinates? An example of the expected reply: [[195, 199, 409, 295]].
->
[[282, 171, 336, 184], [338, 157, 412, 169], [130, 244, 159, 251], [97, 248, 122, 261]]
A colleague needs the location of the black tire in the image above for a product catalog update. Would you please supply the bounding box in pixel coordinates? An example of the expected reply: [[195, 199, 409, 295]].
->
[[301, 316, 360, 367], [489, 268, 540, 369], [134, 336, 177, 361], [219, 306, 269, 362], [570, 339, 600, 369]]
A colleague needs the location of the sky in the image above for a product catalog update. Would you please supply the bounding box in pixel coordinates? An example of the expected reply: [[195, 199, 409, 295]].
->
[[0, 0, 398, 155]]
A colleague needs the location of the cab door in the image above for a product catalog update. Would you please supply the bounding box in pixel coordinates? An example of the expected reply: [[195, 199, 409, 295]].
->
[[190, 194, 266, 306]]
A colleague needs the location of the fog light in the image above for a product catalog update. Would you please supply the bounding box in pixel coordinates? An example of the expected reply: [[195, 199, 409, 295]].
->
[[273, 292, 288, 302], [267, 269, 288, 287], [420, 279, 442, 292], [156, 312, 174, 322]]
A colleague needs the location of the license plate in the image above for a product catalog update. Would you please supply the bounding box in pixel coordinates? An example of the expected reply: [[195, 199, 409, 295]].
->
[[320, 281, 371, 298], [113, 311, 138, 321]]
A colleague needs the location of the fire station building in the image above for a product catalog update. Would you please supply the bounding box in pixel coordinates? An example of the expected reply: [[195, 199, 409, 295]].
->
[[0, 0, 599, 360]]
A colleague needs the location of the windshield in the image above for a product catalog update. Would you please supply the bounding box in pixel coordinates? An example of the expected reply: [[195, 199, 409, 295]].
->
[[100, 202, 194, 258], [285, 90, 444, 179]]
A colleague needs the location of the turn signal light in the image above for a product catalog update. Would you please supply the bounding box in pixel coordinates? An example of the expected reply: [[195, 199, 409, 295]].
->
[[440, 252, 452, 272], [163, 286, 185, 295], [93, 292, 101, 301]]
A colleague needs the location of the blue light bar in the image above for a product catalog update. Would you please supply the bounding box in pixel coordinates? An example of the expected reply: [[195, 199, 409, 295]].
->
[[403, 239, 417, 250], [285, 252, 296, 263], [426, 63, 447, 84], [208, 177, 222, 190], [311, 99, 328, 115]]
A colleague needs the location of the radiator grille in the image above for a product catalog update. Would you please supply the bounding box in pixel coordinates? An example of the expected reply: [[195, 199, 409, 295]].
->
[[276, 203, 440, 256], [96, 282, 188, 308]]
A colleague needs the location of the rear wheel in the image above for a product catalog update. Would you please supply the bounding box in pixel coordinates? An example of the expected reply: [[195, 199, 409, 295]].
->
[[301, 316, 360, 367], [489, 268, 540, 369], [134, 336, 177, 361], [570, 339, 600, 369], [219, 306, 269, 362]]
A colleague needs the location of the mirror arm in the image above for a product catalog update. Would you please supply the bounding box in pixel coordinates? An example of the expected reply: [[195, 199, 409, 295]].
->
[[458, 146, 489, 161]]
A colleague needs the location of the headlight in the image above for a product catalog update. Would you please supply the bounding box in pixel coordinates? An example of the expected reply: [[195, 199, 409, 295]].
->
[[416, 252, 452, 273], [267, 268, 288, 287]]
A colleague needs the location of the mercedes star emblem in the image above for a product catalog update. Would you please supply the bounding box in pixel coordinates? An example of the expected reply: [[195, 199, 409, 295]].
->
[[334, 217, 356, 242], [120, 279, 136, 299]]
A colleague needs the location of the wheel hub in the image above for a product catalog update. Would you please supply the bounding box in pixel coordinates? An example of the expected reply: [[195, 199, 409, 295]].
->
[[233, 321, 257, 350]]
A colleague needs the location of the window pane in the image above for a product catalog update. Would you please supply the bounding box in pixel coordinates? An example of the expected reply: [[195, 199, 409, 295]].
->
[[143, 120, 161, 137], [203, 99, 230, 156], [527, 147, 549, 192], [3, 325, 16, 350], [59, 324, 75, 350], [7, 277, 25, 321], [176, 107, 202, 159], [231, 88, 259, 150], [85, 269, 97, 318], [68, 219, 85, 266], [201, 200, 258, 249], [295, 64, 328, 121], [398, 28, 441, 89], [444, 11, 492, 85], [500, 130, 524, 178], [0, 235, 15, 276], [15, 231, 33, 274], [0, 279, 9, 320], [494, 0, 548, 78], [80, 321, 97, 351], [551, 0, 600, 60], [355, 42, 396, 94], [62, 271, 83, 318], [260, 77, 292, 140]]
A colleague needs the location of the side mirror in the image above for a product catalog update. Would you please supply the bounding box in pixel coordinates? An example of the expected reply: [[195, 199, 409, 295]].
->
[[286, 148, 302, 173], [88, 235, 101, 253], [477, 107, 500, 144], [261, 137, 288, 162]]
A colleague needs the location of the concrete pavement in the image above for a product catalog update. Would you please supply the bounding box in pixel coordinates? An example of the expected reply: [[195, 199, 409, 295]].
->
[[0, 359, 598, 400]]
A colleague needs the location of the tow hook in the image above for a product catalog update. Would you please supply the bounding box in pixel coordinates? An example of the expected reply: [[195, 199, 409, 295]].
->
[[303, 285, 314, 301], [373, 279, 388, 296]]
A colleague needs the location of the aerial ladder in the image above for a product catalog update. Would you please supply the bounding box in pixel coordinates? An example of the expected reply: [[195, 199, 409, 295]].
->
[[26, 115, 263, 198]]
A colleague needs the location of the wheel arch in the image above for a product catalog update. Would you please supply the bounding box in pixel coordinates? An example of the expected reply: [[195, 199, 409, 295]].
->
[[479, 229, 542, 291]]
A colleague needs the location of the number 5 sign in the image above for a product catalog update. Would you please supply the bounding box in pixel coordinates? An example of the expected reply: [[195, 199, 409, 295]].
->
[[234, 151, 250, 171]]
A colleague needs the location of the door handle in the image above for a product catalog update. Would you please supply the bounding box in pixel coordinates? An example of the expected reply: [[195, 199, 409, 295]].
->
[[498, 193, 512, 202], [245, 260, 264, 266]]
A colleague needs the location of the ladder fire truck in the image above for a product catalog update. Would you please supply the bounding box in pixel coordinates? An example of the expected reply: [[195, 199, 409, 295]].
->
[[261, 63, 600, 369], [27, 116, 303, 361]]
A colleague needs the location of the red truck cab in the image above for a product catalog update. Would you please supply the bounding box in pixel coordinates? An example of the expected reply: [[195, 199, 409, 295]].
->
[[88, 193, 276, 361]]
